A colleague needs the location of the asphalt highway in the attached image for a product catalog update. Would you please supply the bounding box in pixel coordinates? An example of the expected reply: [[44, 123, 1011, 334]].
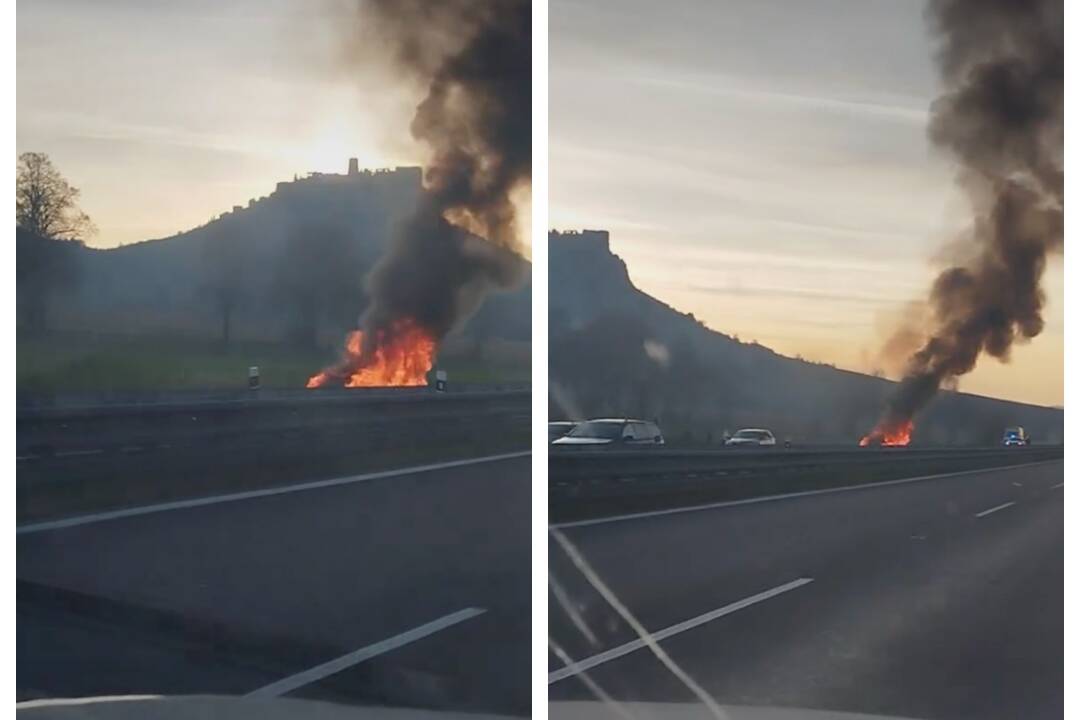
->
[[548, 460, 1063, 720], [17, 395, 529, 524], [18, 454, 531, 716]]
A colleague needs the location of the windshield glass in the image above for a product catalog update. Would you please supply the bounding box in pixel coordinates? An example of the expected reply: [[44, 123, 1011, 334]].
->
[[547, 1, 1063, 719], [567, 421, 624, 439], [549, 424, 574, 440]]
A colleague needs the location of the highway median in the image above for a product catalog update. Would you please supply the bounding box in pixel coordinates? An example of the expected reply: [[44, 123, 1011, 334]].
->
[[18, 387, 530, 525], [549, 446, 1064, 524]]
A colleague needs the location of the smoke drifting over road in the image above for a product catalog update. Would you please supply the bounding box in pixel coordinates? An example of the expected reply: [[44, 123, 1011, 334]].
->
[[865, 0, 1062, 441], [356, 0, 530, 342]]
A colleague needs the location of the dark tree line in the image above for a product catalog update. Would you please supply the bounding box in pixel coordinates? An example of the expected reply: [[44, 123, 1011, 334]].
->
[[198, 220, 366, 349], [200, 222, 246, 346], [273, 222, 364, 348], [16, 153, 92, 333], [549, 311, 722, 437]]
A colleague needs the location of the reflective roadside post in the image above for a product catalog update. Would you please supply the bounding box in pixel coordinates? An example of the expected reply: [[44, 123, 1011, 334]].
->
[[435, 369, 447, 393], [248, 366, 260, 392]]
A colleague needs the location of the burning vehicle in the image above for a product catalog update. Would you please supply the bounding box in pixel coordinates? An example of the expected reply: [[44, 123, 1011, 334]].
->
[[860, 0, 1061, 442], [307, 0, 530, 389], [306, 320, 436, 389], [859, 419, 914, 448]]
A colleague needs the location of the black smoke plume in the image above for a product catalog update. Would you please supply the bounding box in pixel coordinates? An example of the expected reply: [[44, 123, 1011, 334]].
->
[[866, 0, 1062, 439], [360, 0, 529, 345]]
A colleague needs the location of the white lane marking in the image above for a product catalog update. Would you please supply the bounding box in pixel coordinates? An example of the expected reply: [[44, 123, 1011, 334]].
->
[[17, 451, 529, 535], [553, 459, 1061, 529], [549, 638, 634, 720], [1052, 482, 1064, 490], [17, 455, 39, 462], [975, 501, 1016, 518], [247, 607, 486, 697], [550, 570, 599, 646], [56, 449, 105, 458], [550, 529, 734, 715], [548, 577, 814, 684], [17, 695, 162, 709]]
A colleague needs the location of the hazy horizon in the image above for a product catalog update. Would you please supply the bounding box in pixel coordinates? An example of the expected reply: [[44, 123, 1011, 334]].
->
[[550, 0, 1063, 408]]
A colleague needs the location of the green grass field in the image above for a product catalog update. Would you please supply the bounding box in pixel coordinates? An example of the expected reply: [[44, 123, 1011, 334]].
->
[[18, 331, 529, 395]]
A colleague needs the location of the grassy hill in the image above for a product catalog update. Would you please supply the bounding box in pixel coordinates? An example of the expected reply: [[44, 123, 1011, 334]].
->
[[17, 330, 529, 398]]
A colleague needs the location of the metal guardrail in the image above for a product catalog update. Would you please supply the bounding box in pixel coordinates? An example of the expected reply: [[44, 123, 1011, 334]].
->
[[550, 445, 1064, 486], [17, 384, 531, 420], [18, 389, 532, 464], [549, 445, 1064, 523]]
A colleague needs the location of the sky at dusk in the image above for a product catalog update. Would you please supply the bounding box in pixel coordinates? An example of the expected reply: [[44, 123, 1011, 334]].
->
[[550, 0, 1063, 407], [16, 0, 424, 247]]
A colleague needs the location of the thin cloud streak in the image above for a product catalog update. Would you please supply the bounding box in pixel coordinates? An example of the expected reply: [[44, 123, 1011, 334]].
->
[[683, 283, 907, 308], [633, 73, 929, 124]]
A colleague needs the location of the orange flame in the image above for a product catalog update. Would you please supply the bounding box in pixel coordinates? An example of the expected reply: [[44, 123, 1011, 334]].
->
[[859, 419, 913, 447], [307, 320, 436, 388]]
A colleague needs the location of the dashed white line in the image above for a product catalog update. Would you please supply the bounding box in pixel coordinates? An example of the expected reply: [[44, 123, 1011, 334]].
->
[[19, 449, 106, 460], [17, 451, 529, 534], [247, 607, 487, 697], [975, 501, 1016, 518], [1052, 482, 1064, 490], [553, 459, 1060, 529], [56, 449, 105, 458], [548, 577, 814, 684], [17, 696, 162, 709]]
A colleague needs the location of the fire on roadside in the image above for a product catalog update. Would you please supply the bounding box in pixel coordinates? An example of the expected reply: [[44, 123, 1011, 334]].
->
[[859, 419, 913, 447], [306, 319, 436, 388]]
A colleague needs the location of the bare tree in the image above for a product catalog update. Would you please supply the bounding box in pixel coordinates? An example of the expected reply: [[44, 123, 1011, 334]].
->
[[16, 152, 96, 240]]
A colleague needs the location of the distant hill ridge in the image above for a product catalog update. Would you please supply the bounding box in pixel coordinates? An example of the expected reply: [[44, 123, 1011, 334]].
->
[[117, 163, 423, 254], [18, 161, 530, 346], [548, 229, 1062, 445]]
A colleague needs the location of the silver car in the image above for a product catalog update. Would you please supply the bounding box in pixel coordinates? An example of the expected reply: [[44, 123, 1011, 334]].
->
[[551, 418, 665, 447], [726, 428, 777, 447], [548, 421, 578, 443]]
